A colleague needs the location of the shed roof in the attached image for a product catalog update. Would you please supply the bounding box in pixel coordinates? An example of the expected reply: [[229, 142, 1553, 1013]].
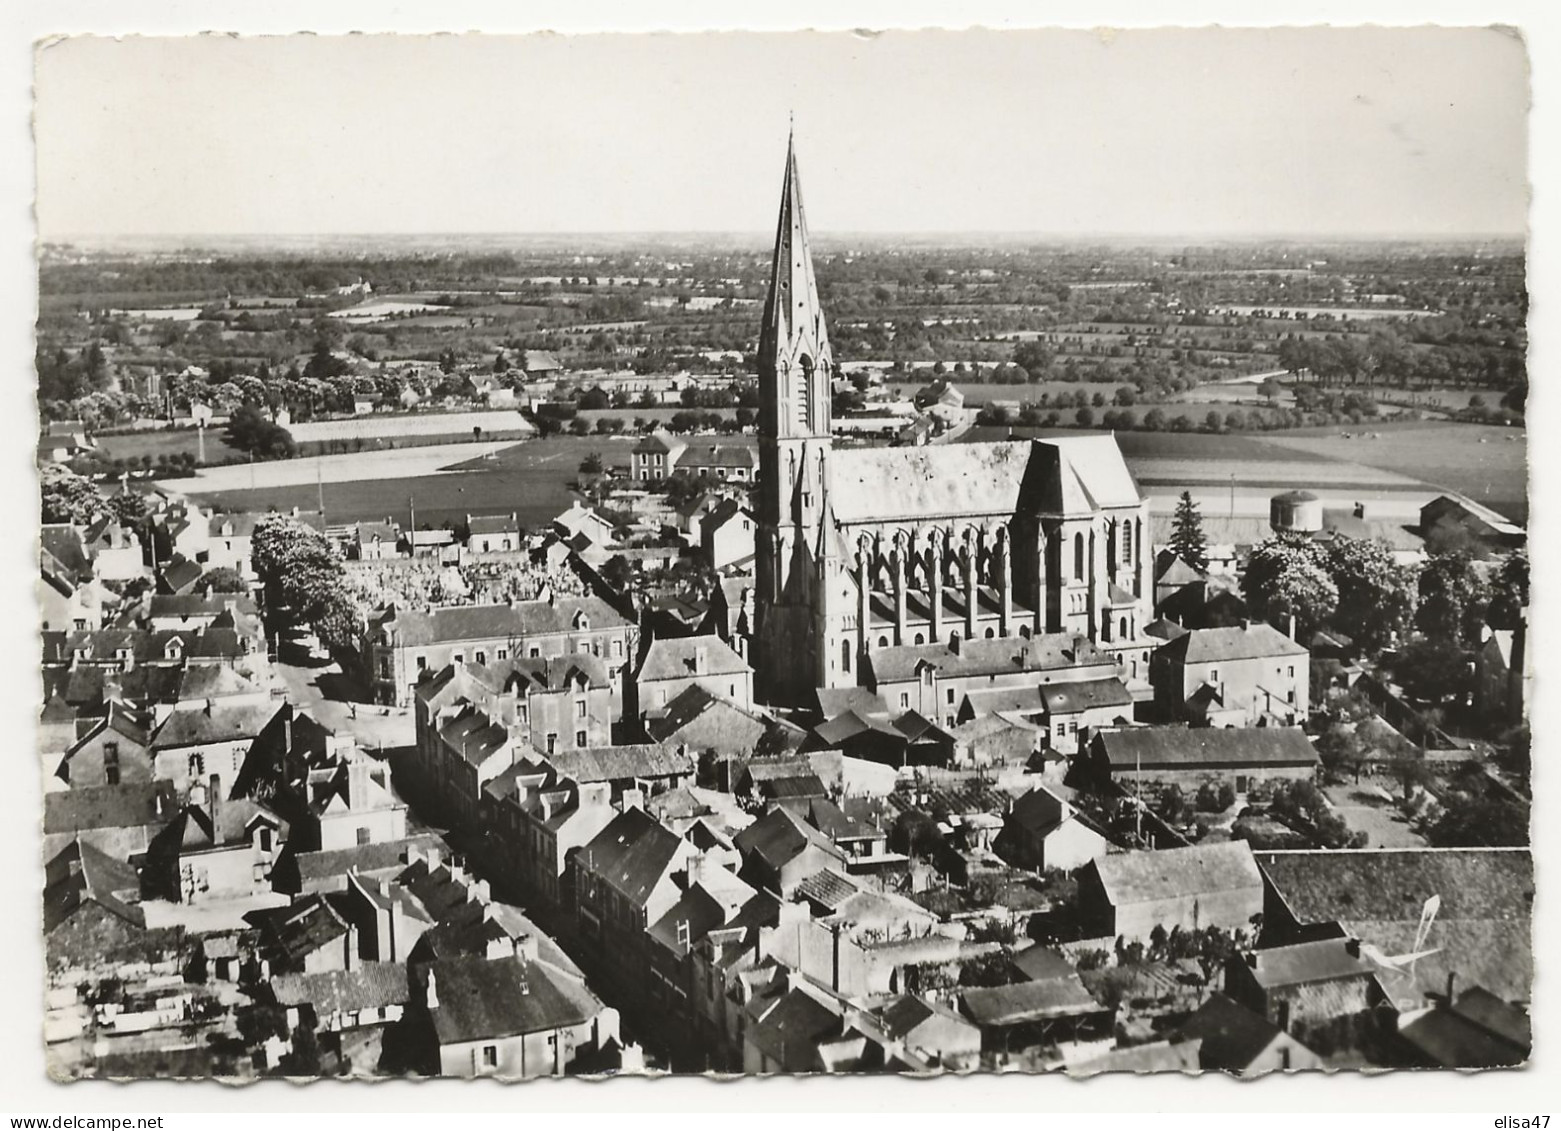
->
[[1089, 841, 1263, 908]]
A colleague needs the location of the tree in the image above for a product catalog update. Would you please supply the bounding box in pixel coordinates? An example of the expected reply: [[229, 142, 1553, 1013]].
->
[[41, 464, 104, 525], [578, 452, 605, 476], [1391, 635, 1471, 704], [1316, 723, 1367, 783], [1243, 534, 1339, 638], [1416, 549, 1490, 647], [1323, 536, 1417, 652], [493, 349, 510, 374], [105, 489, 150, 529], [198, 566, 250, 595], [1486, 550, 1529, 630], [1074, 406, 1095, 427], [251, 514, 347, 639], [1426, 795, 1529, 847], [312, 584, 365, 655], [1168, 491, 1209, 572], [224, 405, 296, 461]]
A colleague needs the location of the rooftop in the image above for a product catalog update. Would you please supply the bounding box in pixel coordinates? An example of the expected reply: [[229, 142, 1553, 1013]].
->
[[1089, 840, 1263, 908], [1092, 726, 1319, 771], [426, 953, 601, 1045]]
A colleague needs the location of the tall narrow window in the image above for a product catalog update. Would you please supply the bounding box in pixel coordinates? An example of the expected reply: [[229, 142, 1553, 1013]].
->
[[1074, 533, 1085, 580], [1122, 520, 1133, 564], [841, 638, 852, 673]]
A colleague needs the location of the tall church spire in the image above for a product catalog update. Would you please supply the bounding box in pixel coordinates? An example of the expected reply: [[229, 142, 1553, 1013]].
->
[[758, 130, 831, 438]]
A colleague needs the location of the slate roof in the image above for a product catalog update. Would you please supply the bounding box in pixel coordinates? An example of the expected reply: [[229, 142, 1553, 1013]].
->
[[1010, 945, 1082, 984], [745, 987, 843, 1072], [644, 684, 780, 747], [1157, 623, 1308, 663], [266, 895, 352, 964], [678, 443, 758, 471], [41, 525, 91, 581], [1243, 938, 1379, 989], [378, 597, 629, 646], [45, 782, 177, 835], [271, 962, 410, 1015], [293, 835, 446, 887], [427, 953, 601, 1045], [43, 838, 145, 933], [547, 744, 694, 784], [830, 442, 1032, 524], [959, 978, 1104, 1026], [1092, 726, 1319, 771], [1254, 848, 1534, 1005], [579, 807, 687, 909], [1038, 677, 1134, 715], [734, 806, 843, 873], [1156, 554, 1207, 588], [436, 707, 510, 767], [467, 513, 520, 536], [1089, 841, 1263, 908], [1176, 993, 1320, 1075], [169, 796, 285, 852], [636, 635, 750, 682], [646, 873, 759, 958], [149, 593, 260, 621], [868, 632, 1110, 684], [150, 702, 278, 750], [1398, 989, 1530, 1068], [1069, 1039, 1202, 1076]]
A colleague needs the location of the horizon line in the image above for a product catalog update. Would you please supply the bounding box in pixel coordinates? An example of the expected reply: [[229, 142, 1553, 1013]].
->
[[41, 229, 1529, 245]]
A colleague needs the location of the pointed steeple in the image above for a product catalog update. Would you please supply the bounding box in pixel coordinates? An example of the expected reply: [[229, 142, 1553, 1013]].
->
[[758, 129, 832, 434]]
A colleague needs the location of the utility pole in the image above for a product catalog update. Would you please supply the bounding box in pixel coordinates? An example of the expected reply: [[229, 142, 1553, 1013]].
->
[[317, 459, 326, 524], [1229, 472, 1235, 519]]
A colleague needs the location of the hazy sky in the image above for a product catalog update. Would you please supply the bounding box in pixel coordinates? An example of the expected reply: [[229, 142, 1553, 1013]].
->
[[33, 27, 1529, 238]]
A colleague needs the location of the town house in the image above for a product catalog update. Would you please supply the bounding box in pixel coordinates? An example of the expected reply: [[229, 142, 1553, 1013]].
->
[[1151, 622, 1310, 727], [365, 596, 636, 708]]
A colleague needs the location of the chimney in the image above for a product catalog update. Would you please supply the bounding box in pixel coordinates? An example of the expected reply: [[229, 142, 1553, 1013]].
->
[[425, 971, 439, 1010], [205, 698, 215, 716], [348, 753, 372, 811], [1344, 938, 1361, 958], [1353, 502, 1366, 519], [1446, 971, 1457, 1005], [209, 773, 223, 839], [1245, 952, 1259, 968], [426, 846, 442, 871], [1279, 1047, 1291, 1071], [1072, 635, 1087, 663], [950, 634, 962, 656]]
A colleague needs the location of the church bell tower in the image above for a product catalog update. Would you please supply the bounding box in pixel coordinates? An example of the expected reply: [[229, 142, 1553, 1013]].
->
[[754, 131, 839, 705]]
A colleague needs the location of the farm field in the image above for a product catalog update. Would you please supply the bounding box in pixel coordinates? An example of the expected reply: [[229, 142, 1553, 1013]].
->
[[189, 436, 630, 531], [95, 428, 247, 465], [1261, 420, 1528, 523], [286, 409, 535, 444]]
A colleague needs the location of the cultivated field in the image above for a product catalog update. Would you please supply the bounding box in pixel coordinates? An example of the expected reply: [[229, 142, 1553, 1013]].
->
[[1261, 420, 1528, 523], [286, 409, 536, 444], [95, 428, 246, 465], [188, 436, 624, 531]]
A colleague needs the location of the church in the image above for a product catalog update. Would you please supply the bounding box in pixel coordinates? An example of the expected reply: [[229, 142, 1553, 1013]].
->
[[752, 135, 1158, 709]]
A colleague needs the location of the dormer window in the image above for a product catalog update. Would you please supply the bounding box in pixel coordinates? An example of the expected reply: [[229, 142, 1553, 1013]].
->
[[573, 611, 590, 631]]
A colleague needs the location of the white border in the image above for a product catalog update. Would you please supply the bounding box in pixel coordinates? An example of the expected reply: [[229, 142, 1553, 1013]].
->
[[2, 1, 1555, 1116]]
